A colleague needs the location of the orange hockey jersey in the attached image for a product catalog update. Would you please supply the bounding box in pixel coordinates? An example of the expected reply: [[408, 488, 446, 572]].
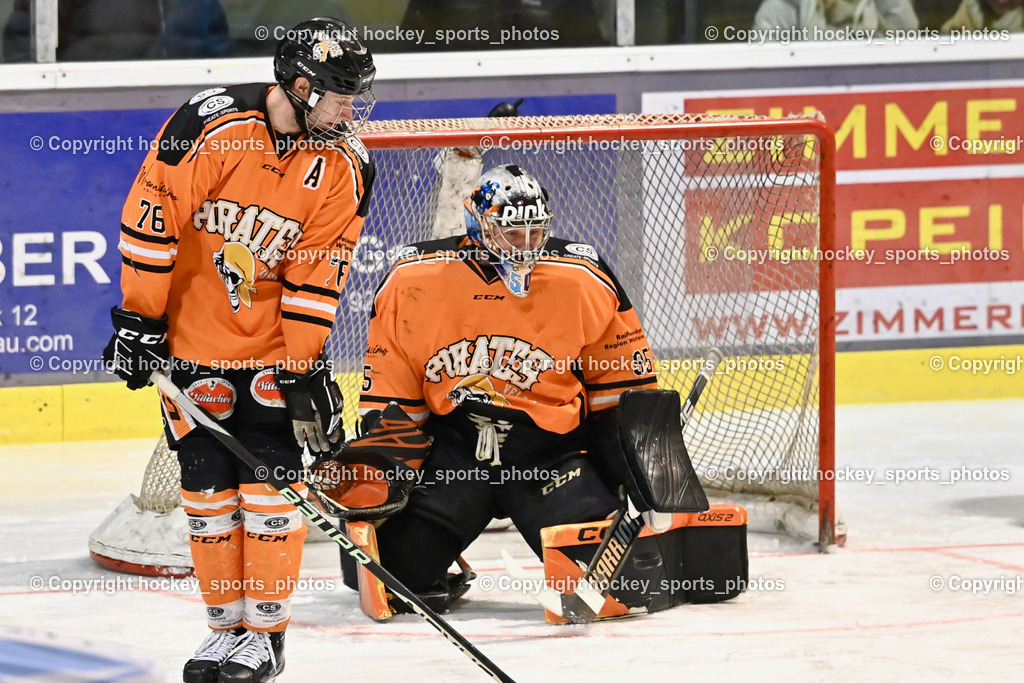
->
[[118, 83, 374, 370], [360, 237, 658, 435]]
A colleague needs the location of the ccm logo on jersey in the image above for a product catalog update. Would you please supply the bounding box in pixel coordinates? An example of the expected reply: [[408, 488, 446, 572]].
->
[[261, 163, 285, 177], [541, 467, 581, 495]]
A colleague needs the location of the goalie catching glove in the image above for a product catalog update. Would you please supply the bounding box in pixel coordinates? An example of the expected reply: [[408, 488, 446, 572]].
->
[[307, 403, 432, 521], [276, 355, 344, 457]]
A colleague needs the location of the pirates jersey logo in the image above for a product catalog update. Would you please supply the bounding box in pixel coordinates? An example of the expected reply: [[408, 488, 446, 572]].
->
[[192, 199, 303, 269], [213, 242, 257, 312], [424, 334, 554, 391]]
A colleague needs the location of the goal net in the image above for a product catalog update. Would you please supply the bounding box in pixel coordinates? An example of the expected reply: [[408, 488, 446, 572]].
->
[[89, 113, 839, 576]]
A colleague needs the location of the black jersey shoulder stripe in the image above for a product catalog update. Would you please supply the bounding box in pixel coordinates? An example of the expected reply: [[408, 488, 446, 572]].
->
[[367, 237, 467, 316], [356, 156, 376, 218], [186, 115, 265, 163], [156, 83, 270, 166], [121, 255, 174, 273], [360, 395, 427, 408], [539, 259, 619, 299], [282, 279, 342, 300], [120, 223, 179, 244], [281, 310, 334, 328], [333, 139, 376, 219], [543, 238, 636, 312]]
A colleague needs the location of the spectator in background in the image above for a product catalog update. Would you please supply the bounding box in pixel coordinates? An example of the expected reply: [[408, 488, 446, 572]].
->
[[218, 0, 351, 56], [941, 0, 1024, 32], [753, 0, 918, 34], [400, 0, 608, 51], [3, 0, 228, 62]]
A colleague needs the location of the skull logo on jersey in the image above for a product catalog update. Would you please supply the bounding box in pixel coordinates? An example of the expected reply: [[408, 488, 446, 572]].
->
[[213, 242, 257, 312], [446, 375, 509, 408]]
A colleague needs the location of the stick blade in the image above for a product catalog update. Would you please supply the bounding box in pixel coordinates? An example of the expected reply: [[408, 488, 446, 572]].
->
[[500, 550, 564, 615], [567, 580, 606, 617]]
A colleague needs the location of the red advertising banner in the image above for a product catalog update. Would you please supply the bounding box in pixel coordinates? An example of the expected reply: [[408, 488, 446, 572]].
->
[[646, 84, 1024, 292], [836, 178, 1023, 288], [677, 84, 1024, 172], [682, 186, 819, 294], [645, 83, 1024, 345]]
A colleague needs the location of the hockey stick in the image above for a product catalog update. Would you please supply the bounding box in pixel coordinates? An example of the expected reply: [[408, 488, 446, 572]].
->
[[152, 372, 517, 683], [504, 348, 723, 623]]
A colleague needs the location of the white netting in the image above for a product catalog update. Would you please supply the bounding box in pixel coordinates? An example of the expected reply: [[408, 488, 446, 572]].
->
[[343, 114, 829, 507], [91, 113, 835, 572]]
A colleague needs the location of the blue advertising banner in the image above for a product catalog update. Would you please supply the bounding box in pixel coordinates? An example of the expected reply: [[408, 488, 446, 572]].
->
[[0, 93, 614, 378]]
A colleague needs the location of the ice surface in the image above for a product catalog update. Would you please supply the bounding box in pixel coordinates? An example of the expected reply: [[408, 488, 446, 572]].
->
[[3, 400, 1023, 681]]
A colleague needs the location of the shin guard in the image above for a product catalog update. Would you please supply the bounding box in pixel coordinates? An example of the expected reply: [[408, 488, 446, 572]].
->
[[240, 483, 307, 631], [182, 488, 245, 629]]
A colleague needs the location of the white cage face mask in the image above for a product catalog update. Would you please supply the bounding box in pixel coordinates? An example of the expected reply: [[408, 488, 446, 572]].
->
[[472, 165, 553, 268], [305, 89, 375, 141], [481, 215, 552, 267]]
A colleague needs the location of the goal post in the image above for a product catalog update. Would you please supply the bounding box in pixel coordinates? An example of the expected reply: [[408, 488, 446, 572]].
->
[[88, 113, 840, 577]]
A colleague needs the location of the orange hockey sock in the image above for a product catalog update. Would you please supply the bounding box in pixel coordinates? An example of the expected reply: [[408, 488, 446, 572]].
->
[[181, 488, 244, 629]]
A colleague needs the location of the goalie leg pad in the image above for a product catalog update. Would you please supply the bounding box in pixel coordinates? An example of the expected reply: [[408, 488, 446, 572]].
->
[[345, 521, 392, 621], [375, 510, 471, 604], [540, 504, 749, 623]]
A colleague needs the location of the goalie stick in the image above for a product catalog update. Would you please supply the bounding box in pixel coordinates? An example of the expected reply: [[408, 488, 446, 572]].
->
[[152, 372, 517, 683], [503, 348, 723, 623]]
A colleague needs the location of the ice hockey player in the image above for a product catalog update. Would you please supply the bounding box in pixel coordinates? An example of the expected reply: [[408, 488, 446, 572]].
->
[[347, 164, 661, 611], [102, 17, 375, 682]]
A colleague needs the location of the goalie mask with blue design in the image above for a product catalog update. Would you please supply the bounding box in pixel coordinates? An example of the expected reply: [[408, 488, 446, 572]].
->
[[464, 165, 553, 297]]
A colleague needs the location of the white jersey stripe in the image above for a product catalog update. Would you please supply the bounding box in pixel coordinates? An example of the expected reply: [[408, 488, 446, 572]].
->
[[281, 295, 339, 315]]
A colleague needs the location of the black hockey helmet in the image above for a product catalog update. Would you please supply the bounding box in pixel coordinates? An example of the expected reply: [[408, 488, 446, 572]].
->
[[273, 17, 376, 139]]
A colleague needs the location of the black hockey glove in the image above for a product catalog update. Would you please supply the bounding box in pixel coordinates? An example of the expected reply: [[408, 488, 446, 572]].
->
[[276, 357, 344, 457], [102, 307, 169, 390]]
